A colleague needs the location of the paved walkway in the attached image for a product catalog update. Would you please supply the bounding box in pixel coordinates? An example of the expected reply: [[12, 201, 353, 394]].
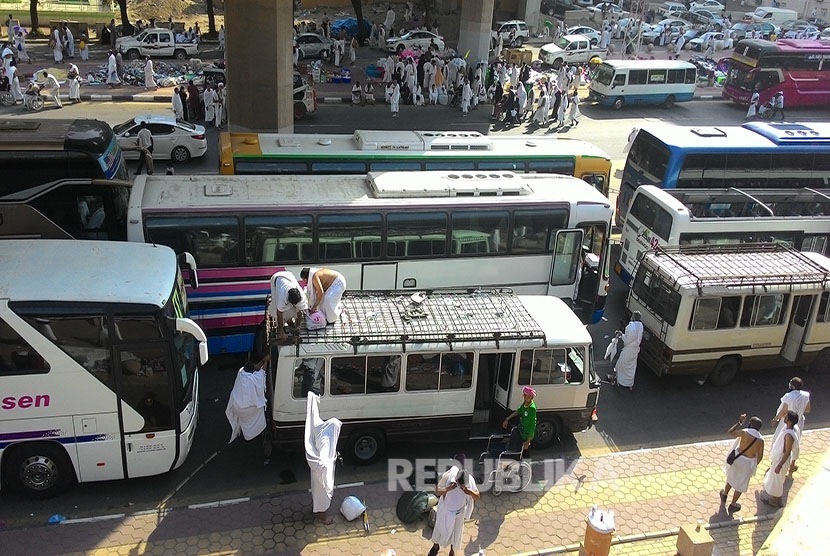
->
[[1, 429, 826, 556]]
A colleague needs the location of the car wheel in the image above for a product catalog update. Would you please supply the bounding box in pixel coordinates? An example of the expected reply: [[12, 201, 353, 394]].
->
[[174, 49, 187, 60], [613, 96, 624, 110], [553, 57, 563, 69], [127, 49, 140, 60], [396, 43, 405, 54], [294, 102, 307, 120], [318, 49, 329, 60], [515, 37, 524, 47], [663, 94, 675, 109], [5, 442, 75, 498], [171, 145, 191, 163], [590, 38, 598, 46], [347, 429, 385, 465], [708, 356, 740, 386]]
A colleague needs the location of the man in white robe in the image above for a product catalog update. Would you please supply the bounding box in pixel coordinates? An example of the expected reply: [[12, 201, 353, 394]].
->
[[428, 464, 480, 556], [305, 392, 342, 524], [172, 87, 184, 119], [721, 415, 764, 514], [106, 51, 121, 87], [268, 270, 309, 339], [762, 410, 799, 507], [613, 311, 643, 389], [52, 26, 63, 63], [144, 57, 157, 90], [770, 377, 810, 474], [67, 62, 81, 102], [301, 267, 347, 324], [214, 83, 225, 128], [63, 24, 74, 58], [204, 84, 216, 123], [225, 359, 267, 442]]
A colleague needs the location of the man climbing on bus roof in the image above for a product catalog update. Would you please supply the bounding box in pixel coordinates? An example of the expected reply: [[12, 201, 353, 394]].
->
[[268, 270, 308, 339], [300, 267, 347, 325]]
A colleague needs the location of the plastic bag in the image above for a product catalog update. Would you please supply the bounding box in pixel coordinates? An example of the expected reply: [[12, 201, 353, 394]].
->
[[306, 310, 327, 330], [340, 495, 366, 521]]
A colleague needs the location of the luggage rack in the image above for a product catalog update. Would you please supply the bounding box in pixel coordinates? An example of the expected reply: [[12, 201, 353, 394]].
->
[[650, 243, 830, 294], [267, 289, 547, 355]]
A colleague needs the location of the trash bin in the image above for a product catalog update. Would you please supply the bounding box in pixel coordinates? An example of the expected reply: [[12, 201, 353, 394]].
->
[[583, 505, 615, 556]]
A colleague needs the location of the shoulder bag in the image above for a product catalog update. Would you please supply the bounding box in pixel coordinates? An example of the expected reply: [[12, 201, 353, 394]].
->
[[726, 437, 757, 465]]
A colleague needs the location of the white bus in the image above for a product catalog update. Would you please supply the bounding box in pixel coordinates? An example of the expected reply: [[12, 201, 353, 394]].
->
[[0, 241, 208, 498], [589, 60, 697, 109], [265, 290, 600, 463], [128, 172, 613, 356], [616, 186, 830, 284], [628, 244, 830, 386]]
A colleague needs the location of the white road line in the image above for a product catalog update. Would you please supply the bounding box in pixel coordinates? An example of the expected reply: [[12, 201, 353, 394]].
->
[[188, 497, 250, 510], [62, 513, 125, 524], [307, 481, 365, 493]]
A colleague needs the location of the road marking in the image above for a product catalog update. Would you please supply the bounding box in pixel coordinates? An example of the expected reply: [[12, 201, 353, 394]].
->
[[307, 481, 365, 493], [62, 513, 125, 524], [187, 497, 250, 510]]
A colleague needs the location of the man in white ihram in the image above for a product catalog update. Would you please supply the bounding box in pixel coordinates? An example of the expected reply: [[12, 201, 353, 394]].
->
[[268, 270, 308, 339], [614, 310, 643, 390], [301, 267, 347, 325], [305, 392, 342, 524], [428, 462, 480, 556]]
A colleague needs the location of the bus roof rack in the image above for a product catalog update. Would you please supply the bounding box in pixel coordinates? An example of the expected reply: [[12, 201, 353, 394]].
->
[[269, 289, 548, 355], [648, 243, 830, 294]]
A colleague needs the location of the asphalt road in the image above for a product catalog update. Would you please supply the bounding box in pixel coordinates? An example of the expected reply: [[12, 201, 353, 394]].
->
[[1, 97, 829, 527]]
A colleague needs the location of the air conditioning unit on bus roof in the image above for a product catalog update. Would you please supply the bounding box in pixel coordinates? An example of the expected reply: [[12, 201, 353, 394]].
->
[[367, 171, 531, 198]]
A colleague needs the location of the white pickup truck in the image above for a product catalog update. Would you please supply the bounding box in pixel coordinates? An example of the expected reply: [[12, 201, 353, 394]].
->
[[116, 27, 199, 60], [538, 34, 607, 68]]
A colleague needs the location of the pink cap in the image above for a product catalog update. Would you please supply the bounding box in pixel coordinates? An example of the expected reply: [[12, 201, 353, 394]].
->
[[522, 385, 536, 397]]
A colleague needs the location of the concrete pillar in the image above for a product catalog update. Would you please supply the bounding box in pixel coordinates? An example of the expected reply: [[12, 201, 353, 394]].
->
[[457, 0, 495, 68], [224, 0, 293, 133], [518, 0, 543, 36]]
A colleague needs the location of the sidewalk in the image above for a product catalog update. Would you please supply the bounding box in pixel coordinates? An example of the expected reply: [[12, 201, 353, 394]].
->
[[16, 38, 727, 104], [1, 428, 826, 556]]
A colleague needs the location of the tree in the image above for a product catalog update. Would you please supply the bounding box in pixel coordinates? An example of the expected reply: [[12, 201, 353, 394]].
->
[[206, 0, 217, 34], [349, 0, 367, 44], [29, 0, 39, 36], [116, 0, 133, 36]]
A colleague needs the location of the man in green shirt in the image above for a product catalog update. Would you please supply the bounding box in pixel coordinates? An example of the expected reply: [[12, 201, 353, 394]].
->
[[502, 385, 537, 451]]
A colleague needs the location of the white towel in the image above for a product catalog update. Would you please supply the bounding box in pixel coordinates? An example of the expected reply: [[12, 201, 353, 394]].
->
[[225, 367, 266, 442]]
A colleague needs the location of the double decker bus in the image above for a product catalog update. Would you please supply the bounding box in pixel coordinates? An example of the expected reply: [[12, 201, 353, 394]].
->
[[218, 130, 613, 196], [615, 185, 830, 284], [127, 172, 613, 355], [0, 241, 208, 498], [618, 122, 830, 223], [723, 39, 830, 107]]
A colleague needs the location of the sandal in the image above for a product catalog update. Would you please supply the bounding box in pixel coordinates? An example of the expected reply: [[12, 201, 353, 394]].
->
[[719, 490, 727, 504], [728, 503, 741, 513]]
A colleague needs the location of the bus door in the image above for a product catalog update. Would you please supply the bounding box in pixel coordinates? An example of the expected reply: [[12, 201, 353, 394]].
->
[[781, 295, 815, 362], [115, 343, 179, 477], [474, 352, 515, 429], [361, 262, 398, 290], [548, 229, 584, 300]]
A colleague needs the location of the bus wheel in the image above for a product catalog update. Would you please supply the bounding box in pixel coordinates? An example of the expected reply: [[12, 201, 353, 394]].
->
[[294, 102, 307, 120], [663, 95, 675, 109], [613, 97, 624, 110], [6, 442, 75, 498], [533, 418, 562, 449], [708, 357, 740, 386], [347, 429, 385, 465]]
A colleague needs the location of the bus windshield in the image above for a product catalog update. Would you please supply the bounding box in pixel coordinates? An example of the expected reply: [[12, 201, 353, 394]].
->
[[594, 65, 615, 86]]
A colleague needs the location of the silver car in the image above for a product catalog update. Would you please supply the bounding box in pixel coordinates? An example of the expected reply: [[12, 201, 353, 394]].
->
[[114, 115, 207, 163], [295, 33, 334, 60]]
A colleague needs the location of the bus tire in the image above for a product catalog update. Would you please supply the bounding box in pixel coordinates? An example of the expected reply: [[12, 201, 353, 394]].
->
[[174, 49, 187, 60], [663, 95, 675, 109], [613, 96, 624, 110], [171, 145, 191, 163], [533, 417, 562, 449], [294, 102, 307, 120], [5, 442, 75, 498], [708, 356, 740, 386], [347, 429, 385, 465]]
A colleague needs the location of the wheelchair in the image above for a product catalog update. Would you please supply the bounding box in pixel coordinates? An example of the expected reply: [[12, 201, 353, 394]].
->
[[477, 427, 532, 496]]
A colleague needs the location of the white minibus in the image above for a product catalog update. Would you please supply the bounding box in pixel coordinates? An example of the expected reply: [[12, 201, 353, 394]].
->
[[0, 241, 208, 497], [589, 60, 697, 109], [265, 290, 600, 463], [628, 244, 830, 386]]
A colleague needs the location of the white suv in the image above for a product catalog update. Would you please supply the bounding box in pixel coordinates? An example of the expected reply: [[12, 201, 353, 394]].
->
[[491, 20, 529, 48]]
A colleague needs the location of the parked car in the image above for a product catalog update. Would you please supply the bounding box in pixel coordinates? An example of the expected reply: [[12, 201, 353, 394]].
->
[[295, 33, 334, 60], [541, 0, 585, 18], [641, 18, 688, 43], [821, 28, 830, 40], [588, 2, 629, 19], [689, 31, 725, 50], [807, 17, 828, 30], [615, 19, 652, 39], [687, 9, 724, 28], [658, 2, 687, 17], [730, 21, 779, 40], [783, 25, 820, 39], [567, 25, 601, 45], [539, 34, 607, 68], [491, 20, 530, 48], [689, 0, 725, 15], [114, 115, 207, 164], [386, 29, 445, 53]]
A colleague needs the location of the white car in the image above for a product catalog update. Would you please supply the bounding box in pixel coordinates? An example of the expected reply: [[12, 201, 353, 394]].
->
[[386, 30, 445, 53], [689, 0, 725, 15], [114, 115, 207, 164], [588, 3, 629, 19], [689, 31, 725, 50], [567, 25, 601, 45]]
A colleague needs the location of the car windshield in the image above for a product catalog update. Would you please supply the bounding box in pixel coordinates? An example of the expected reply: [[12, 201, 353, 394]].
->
[[594, 64, 615, 86], [554, 36, 571, 48], [113, 118, 137, 135]]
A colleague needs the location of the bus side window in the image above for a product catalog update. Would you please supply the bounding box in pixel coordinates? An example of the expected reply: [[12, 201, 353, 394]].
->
[[817, 292, 830, 323], [0, 316, 50, 375], [369, 355, 401, 392], [293, 358, 325, 398], [117, 345, 173, 432], [741, 294, 787, 327], [22, 315, 112, 382], [405, 353, 440, 391], [331, 355, 366, 395], [439, 352, 473, 389], [613, 73, 626, 87]]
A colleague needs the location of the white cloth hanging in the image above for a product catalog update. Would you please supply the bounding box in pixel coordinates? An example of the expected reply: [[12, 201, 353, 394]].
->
[[225, 366, 266, 442], [305, 393, 342, 513]]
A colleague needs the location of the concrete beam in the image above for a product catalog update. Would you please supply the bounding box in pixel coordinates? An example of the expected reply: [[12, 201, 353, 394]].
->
[[225, 0, 294, 132], [457, 0, 495, 67], [518, 0, 543, 35]]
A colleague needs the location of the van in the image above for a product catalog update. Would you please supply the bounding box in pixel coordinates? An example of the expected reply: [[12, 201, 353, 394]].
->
[[747, 7, 797, 27], [659, 2, 687, 16], [589, 59, 697, 109]]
